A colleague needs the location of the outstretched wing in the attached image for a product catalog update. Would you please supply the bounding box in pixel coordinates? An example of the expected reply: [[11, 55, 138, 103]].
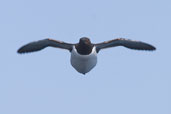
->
[[95, 38, 156, 53], [17, 38, 74, 53]]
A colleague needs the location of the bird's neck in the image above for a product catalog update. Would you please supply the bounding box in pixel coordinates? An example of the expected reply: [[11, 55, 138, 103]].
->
[[75, 44, 93, 55]]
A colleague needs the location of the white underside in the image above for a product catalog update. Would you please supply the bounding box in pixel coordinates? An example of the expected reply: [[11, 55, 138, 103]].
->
[[70, 46, 97, 74]]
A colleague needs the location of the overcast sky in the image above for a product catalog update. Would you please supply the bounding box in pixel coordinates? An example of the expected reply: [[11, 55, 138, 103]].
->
[[0, 0, 171, 114]]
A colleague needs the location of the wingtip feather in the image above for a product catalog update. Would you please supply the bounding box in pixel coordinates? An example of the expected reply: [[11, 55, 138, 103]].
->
[[148, 44, 156, 51]]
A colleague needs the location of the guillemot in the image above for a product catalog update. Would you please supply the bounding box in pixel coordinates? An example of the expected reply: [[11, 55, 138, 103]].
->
[[17, 37, 156, 74]]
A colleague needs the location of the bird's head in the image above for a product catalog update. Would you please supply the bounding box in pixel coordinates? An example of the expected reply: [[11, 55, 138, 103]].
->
[[79, 37, 91, 45]]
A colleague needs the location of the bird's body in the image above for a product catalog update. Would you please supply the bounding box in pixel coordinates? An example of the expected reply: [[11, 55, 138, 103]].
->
[[71, 46, 97, 74], [18, 37, 156, 74]]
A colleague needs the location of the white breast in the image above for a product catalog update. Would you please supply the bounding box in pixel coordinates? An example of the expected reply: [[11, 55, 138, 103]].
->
[[70, 46, 97, 74]]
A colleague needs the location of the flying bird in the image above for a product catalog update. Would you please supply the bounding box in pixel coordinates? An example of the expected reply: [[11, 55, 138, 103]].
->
[[17, 37, 156, 74]]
